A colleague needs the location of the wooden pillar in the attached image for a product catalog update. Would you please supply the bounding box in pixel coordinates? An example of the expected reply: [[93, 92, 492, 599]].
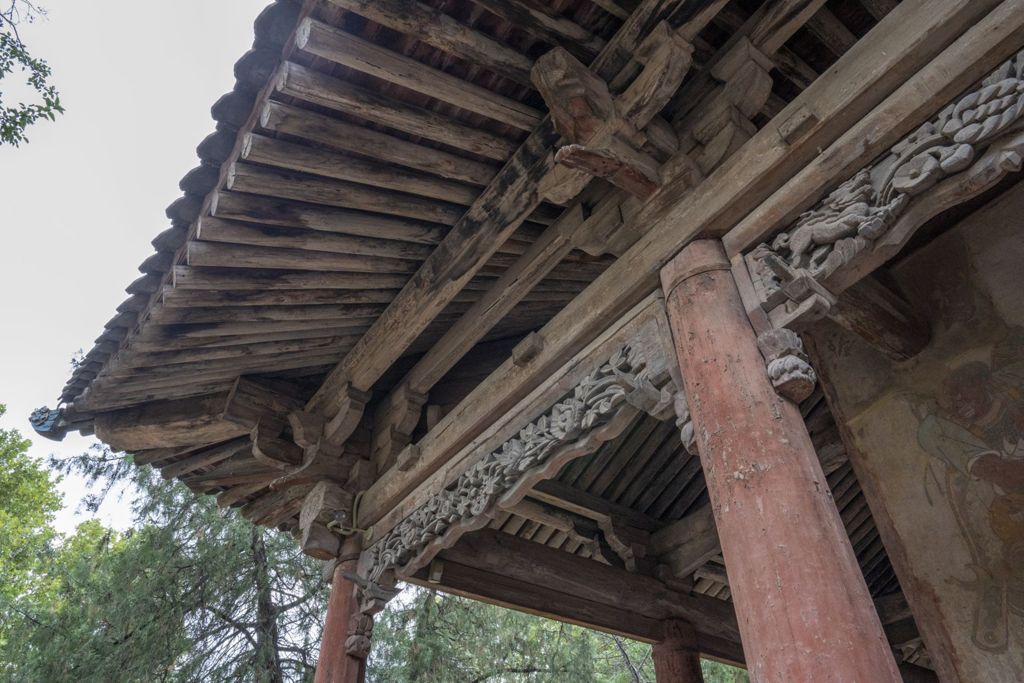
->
[[659, 240, 900, 683], [652, 620, 705, 683], [314, 537, 365, 683]]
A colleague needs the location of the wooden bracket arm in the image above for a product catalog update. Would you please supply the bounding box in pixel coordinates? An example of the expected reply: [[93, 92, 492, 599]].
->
[[532, 22, 696, 201]]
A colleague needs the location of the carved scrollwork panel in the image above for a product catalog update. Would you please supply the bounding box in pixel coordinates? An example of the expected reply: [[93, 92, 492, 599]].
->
[[362, 343, 683, 584], [746, 50, 1024, 324]]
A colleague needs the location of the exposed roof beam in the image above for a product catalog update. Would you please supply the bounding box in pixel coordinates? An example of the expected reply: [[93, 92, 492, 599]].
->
[[469, 0, 607, 61], [295, 18, 542, 130], [259, 101, 500, 185], [358, 0, 1006, 529], [324, 0, 536, 85], [425, 529, 744, 660], [274, 61, 517, 160], [306, 0, 725, 448]]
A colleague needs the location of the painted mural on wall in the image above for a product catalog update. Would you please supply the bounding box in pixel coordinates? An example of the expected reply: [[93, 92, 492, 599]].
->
[[812, 183, 1024, 681], [915, 327, 1024, 653]]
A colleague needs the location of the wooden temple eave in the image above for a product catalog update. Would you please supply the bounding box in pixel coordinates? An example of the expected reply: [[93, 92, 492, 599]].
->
[[32, 1, 1024, 679], [354, 0, 1003, 538], [298, 0, 727, 453]]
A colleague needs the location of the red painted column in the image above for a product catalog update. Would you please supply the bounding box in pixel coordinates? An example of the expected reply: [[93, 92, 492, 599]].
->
[[652, 620, 705, 683], [314, 537, 365, 683], [660, 240, 900, 683]]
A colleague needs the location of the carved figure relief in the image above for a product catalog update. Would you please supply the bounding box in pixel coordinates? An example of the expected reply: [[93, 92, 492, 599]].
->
[[914, 328, 1024, 653], [364, 344, 677, 582], [747, 50, 1024, 316]]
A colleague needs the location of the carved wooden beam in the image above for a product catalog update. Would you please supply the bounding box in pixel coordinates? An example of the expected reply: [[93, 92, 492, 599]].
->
[[302, 0, 726, 452], [379, 2, 1009, 525], [362, 337, 680, 582], [361, 292, 676, 533], [532, 23, 694, 201], [739, 46, 1024, 351], [367, 22, 770, 475]]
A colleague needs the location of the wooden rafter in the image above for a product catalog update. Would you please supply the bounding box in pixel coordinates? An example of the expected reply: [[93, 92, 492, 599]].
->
[[357, 0, 1006, 533]]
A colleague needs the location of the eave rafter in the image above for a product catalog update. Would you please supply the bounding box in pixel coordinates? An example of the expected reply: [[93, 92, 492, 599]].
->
[[298, 0, 734, 459], [336, 0, 1016, 570]]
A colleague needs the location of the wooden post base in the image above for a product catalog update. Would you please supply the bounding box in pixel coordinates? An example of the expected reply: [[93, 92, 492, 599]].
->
[[660, 240, 900, 683], [652, 620, 705, 683], [314, 538, 365, 683]]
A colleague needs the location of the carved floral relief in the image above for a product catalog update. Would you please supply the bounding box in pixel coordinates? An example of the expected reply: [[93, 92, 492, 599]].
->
[[364, 343, 678, 582], [747, 50, 1024, 318]]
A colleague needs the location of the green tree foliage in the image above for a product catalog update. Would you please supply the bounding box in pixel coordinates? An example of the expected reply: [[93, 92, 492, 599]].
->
[[0, 404, 61, 644], [1, 437, 749, 682], [367, 587, 748, 683], [0, 1, 63, 145], [1, 450, 328, 682]]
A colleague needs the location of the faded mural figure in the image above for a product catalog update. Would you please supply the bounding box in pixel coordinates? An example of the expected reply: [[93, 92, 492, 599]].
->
[[915, 328, 1024, 653]]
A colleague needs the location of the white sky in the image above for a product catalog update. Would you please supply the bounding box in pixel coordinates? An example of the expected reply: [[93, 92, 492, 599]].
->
[[0, 0, 269, 533]]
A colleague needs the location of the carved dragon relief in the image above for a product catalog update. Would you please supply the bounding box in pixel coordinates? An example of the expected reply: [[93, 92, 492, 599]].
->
[[362, 343, 690, 584], [747, 49, 1024, 327]]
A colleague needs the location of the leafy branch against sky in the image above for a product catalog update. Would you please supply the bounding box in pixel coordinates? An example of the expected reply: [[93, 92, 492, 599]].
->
[[0, 0, 63, 146]]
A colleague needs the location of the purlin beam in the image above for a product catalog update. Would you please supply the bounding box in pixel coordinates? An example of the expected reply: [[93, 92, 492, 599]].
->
[[356, 0, 1007, 534], [302, 0, 730, 449]]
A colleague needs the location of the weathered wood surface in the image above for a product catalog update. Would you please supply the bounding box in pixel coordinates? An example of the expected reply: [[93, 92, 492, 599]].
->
[[661, 240, 900, 682], [295, 18, 541, 130], [426, 529, 744, 659], [323, 0, 535, 85], [652, 620, 705, 683], [306, 118, 558, 444], [308, 0, 734, 450], [275, 61, 516, 160], [226, 163, 465, 225], [360, 0, 1005, 537], [240, 134, 480, 206], [723, 0, 1024, 254], [315, 537, 365, 683], [157, 437, 251, 480], [92, 392, 248, 451], [196, 216, 435, 261], [470, 0, 607, 62], [258, 101, 499, 186], [362, 293, 672, 535], [650, 504, 720, 580]]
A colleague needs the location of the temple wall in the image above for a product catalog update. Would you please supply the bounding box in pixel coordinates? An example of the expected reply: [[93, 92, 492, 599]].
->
[[810, 182, 1024, 683]]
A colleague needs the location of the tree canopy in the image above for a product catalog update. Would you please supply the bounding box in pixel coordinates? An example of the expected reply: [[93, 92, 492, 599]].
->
[[0, 0, 63, 145], [0, 422, 748, 682], [1, 451, 328, 682], [0, 403, 62, 651]]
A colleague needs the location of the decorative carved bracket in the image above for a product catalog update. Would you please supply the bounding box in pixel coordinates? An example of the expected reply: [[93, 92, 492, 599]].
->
[[362, 341, 684, 583], [259, 409, 357, 491], [336, 566, 400, 660], [745, 50, 1024, 331], [532, 22, 694, 202], [675, 37, 773, 177], [322, 383, 371, 446], [756, 328, 817, 403], [30, 405, 72, 442], [371, 385, 427, 472], [673, 392, 696, 454]]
